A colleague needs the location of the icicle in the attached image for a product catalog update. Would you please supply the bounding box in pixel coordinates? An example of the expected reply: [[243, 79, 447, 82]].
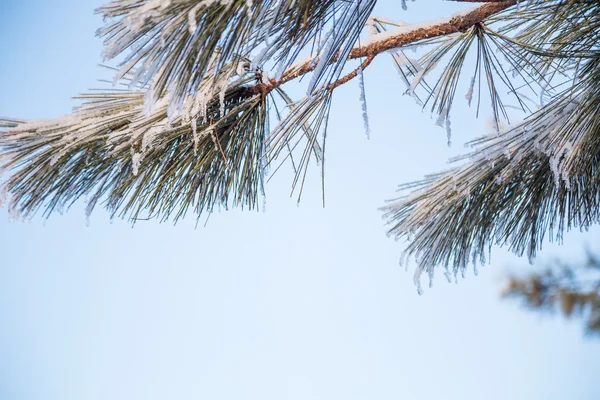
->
[[444, 265, 452, 284], [358, 66, 371, 139], [414, 265, 424, 295], [446, 113, 452, 147], [0, 183, 7, 208], [435, 109, 446, 127], [406, 225, 418, 242], [85, 191, 101, 228], [399, 252, 405, 268], [549, 155, 561, 188], [219, 85, 227, 117], [192, 118, 199, 155], [562, 171, 571, 191], [492, 117, 500, 135], [435, 107, 451, 146], [399, 251, 410, 272], [528, 250, 535, 265], [7, 201, 21, 222], [427, 265, 435, 289], [57, 200, 65, 216], [465, 77, 475, 106]]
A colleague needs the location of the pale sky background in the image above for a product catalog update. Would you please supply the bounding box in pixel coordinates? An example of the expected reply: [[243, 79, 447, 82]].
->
[[1, 1, 600, 400]]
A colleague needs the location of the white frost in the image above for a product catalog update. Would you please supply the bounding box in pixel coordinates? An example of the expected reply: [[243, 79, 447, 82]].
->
[[132, 153, 143, 176]]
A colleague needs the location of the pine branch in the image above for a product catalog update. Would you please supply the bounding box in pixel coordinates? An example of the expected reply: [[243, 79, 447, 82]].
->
[[502, 250, 600, 335], [383, 57, 600, 293], [0, 74, 269, 222], [381, 0, 600, 293], [8, 0, 598, 294], [1, 0, 519, 222], [251, 1, 517, 97], [97, 0, 374, 111]]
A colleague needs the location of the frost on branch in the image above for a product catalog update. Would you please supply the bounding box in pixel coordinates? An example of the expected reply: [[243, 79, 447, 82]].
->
[[0, 70, 268, 222], [383, 90, 600, 292]]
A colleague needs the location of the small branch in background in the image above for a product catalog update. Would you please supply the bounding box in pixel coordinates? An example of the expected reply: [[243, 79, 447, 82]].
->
[[502, 250, 600, 336]]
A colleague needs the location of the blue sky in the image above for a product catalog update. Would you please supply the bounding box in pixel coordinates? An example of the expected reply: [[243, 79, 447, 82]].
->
[[1, 1, 600, 399]]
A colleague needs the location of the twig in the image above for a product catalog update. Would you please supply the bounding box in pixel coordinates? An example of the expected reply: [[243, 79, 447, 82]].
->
[[250, 1, 516, 95]]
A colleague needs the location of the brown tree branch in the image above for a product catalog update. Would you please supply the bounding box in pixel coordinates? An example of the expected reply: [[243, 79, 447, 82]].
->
[[250, 0, 516, 96], [328, 55, 376, 90]]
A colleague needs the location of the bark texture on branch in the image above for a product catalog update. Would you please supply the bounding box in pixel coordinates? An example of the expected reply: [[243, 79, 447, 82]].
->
[[250, 0, 516, 96]]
